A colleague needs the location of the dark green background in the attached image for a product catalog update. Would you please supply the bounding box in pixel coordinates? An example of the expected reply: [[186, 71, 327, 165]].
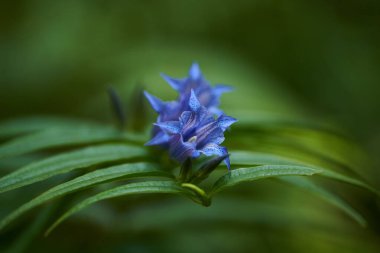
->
[[1, 1, 379, 252]]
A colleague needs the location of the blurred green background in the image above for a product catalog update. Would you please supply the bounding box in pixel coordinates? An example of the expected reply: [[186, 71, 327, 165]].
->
[[1, 0, 380, 252]]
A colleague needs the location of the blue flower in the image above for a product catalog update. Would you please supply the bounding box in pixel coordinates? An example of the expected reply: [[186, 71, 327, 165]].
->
[[150, 90, 237, 169], [144, 63, 233, 147], [161, 63, 232, 115], [143, 91, 182, 146]]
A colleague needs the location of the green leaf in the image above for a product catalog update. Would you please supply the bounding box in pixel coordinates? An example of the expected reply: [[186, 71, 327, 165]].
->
[[233, 127, 365, 175], [279, 177, 366, 226], [0, 162, 171, 231], [0, 117, 99, 139], [0, 126, 145, 159], [45, 180, 186, 235], [0, 144, 147, 194], [319, 170, 380, 196], [232, 111, 337, 132], [229, 150, 380, 196], [121, 197, 347, 233], [3, 203, 58, 253], [270, 129, 365, 172], [230, 150, 302, 166], [211, 165, 321, 195]]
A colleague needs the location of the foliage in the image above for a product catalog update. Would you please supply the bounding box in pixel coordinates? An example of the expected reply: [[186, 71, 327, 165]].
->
[[0, 105, 379, 252]]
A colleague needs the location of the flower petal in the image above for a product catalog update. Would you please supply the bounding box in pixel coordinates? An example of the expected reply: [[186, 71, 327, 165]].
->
[[214, 84, 233, 95], [160, 73, 184, 91], [169, 134, 196, 162], [189, 89, 201, 112], [158, 101, 182, 122], [145, 132, 170, 146], [144, 91, 164, 112], [196, 121, 224, 147], [217, 115, 237, 131], [179, 111, 192, 125], [208, 107, 224, 117], [180, 114, 199, 141], [154, 121, 181, 134], [189, 62, 202, 80], [200, 143, 230, 169]]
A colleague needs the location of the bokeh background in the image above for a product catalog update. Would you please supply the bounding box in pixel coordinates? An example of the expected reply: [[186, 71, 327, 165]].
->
[[1, 0, 379, 252]]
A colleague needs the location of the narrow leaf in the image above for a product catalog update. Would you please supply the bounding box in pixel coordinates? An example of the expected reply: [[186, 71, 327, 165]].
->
[[4, 203, 58, 253], [279, 177, 366, 226], [0, 127, 145, 159], [0, 117, 99, 139], [189, 154, 229, 184], [231, 110, 337, 132], [230, 150, 301, 166], [229, 151, 380, 196], [178, 158, 192, 182], [0, 144, 147, 194], [0, 162, 171, 230], [45, 180, 185, 235], [319, 170, 380, 196], [107, 86, 127, 129], [211, 165, 321, 195], [233, 127, 364, 175]]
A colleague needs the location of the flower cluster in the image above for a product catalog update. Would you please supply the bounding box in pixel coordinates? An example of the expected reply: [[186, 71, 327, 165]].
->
[[144, 63, 237, 169]]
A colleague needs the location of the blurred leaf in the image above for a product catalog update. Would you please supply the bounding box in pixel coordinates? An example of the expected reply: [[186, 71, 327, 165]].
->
[[0, 126, 145, 159], [45, 180, 187, 235], [230, 150, 379, 195], [0, 117, 100, 139], [230, 150, 301, 166], [320, 170, 380, 195], [211, 165, 321, 195], [233, 127, 365, 175], [279, 177, 366, 226], [0, 144, 147, 194], [271, 128, 366, 172], [0, 162, 171, 231], [4, 204, 58, 253], [118, 198, 379, 253], [123, 197, 349, 232], [233, 110, 338, 132]]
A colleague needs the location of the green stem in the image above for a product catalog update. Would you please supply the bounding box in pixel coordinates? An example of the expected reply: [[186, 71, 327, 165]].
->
[[181, 183, 211, 207]]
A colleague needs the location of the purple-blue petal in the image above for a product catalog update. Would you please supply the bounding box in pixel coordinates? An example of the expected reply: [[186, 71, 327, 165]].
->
[[195, 122, 223, 147], [192, 150, 201, 158], [200, 143, 230, 169], [169, 134, 196, 162], [160, 73, 184, 91], [154, 121, 181, 134], [214, 84, 233, 95], [217, 115, 237, 131], [189, 62, 202, 80], [201, 143, 225, 156], [157, 100, 182, 122], [145, 132, 170, 146], [144, 91, 164, 113], [189, 90, 201, 112], [179, 111, 192, 126]]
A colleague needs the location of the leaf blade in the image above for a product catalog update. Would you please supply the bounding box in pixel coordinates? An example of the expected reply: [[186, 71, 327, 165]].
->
[[319, 170, 380, 196], [45, 180, 185, 235], [230, 150, 302, 166], [0, 162, 171, 230], [0, 117, 99, 139], [279, 177, 366, 226], [0, 144, 147, 194], [230, 151, 380, 196], [0, 127, 146, 159], [211, 165, 321, 195]]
